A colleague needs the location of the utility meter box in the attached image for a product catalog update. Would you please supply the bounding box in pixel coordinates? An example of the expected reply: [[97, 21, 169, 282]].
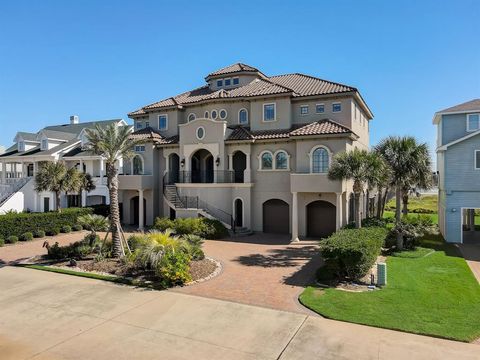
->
[[377, 262, 387, 286]]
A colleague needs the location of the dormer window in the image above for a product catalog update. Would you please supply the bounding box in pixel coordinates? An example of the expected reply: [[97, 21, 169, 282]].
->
[[467, 114, 480, 132], [145, 121, 150, 128], [41, 139, 48, 150], [18, 141, 25, 152], [225, 78, 231, 86], [233, 77, 239, 85], [188, 113, 196, 122], [136, 122, 143, 130], [216, 79, 223, 87]]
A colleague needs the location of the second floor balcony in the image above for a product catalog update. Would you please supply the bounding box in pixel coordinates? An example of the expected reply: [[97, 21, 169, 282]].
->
[[290, 171, 344, 193], [164, 170, 238, 185]]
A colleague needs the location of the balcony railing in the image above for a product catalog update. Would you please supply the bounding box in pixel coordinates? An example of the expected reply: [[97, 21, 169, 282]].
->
[[164, 170, 235, 184]]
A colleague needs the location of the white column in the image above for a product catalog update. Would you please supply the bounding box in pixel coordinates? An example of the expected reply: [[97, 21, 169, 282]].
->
[[164, 154, 169, 175], [1, 161, 5, 183], [138, 189, 144, 231], [33, 162, 38, 211], [99, 158, 104, 181], [228, 154, 233, 171], [336, 192, 343, 230], [79, 159, 84, 173], [291, 192, 299, 242], [244, 153, 251, 183], [118, 158, 124, 175], [81, 190, 87, 207]]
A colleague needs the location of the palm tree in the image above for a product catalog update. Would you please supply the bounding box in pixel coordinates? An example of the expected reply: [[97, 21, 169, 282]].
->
[[328, 148, 383, 228], [77, 214, 109, 246], [375, 136, 432, 249], [84, 123, 139, 257], [35, 162, 83, 211]]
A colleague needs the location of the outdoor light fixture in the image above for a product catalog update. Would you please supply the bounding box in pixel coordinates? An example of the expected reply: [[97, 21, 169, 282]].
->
[[451, 208, 457, 213], [215, 157, 220, 167], [180, 158, 185, 168]]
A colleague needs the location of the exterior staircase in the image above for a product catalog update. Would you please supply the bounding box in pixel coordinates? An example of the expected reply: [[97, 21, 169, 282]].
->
[[230, 226, 253, 237], [0, 178, 31, 208]]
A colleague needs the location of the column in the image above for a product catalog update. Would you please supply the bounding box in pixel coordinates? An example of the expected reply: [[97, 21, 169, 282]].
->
[[79, 159, 84, 173], [244, 153, 251, 183], [138, 189, 144, 231], [118, 158, 124, 175], [336, 192, 343, 230], [164, 154, 169, 175], [470, 209, 476, 232], [33, 162, 38, 211], [1, 160, 5, 183], [291, 192, 299, 242], [81, 190, 87, 207], [228, 153, 233, 171], [99, 158, 104, 183]]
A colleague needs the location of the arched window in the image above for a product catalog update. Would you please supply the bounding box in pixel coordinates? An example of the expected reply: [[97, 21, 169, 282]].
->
[[238, 108, 248, 124], [188, 113, 196, 122], [133, 155, 144, 175], [211, 109, 218, 119], [204, 111, 209, 118], [275, 151, 288, 170], [311, 147, 329, 173], [260, 152, 273, 170]]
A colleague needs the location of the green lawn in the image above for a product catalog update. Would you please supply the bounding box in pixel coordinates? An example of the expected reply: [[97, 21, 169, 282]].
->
[[385, 194, 438, 213], [383, 210, 439, 224], [299, 234, 480, 342]]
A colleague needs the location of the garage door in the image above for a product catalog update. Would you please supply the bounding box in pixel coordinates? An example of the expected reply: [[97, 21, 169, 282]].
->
[[263, 199, 289, 234], [307, 200, 336, 238]]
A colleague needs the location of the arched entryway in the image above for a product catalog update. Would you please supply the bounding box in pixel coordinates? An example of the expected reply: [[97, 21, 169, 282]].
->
[[168, 153, 180, 183], [191, 149, 214, 183], [263, 199, 289, 234], [130, 196, 147, 225], [234, 198, 243, 227], [307, 200, 336, 238], [232, 151, 246, 183]]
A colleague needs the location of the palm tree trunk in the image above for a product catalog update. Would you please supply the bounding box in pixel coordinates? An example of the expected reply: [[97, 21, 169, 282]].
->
[[395, 186, 403, 250], [355, 192, 361, 229], [107, 163, 123, 257], [56, 191, 61, 212], [402, 192, 409, 216], [376, 188, 383, 219], [381, 186, 389, 218]]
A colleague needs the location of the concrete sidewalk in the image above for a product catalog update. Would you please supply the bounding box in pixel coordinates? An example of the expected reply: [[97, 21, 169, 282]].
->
[[0, 267, 478, 360]]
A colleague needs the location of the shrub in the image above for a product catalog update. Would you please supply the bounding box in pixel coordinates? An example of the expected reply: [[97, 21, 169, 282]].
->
[[72, 224, 83, 231], [153, 217, 227, 239], [153, 217, 175, 231], [46, 228, 60, 236], [361, 217, 388, 228], [61, 225, 72, 233], [157, 251, 192, 287], [45, 239, 96, 260], [0, 208, 92, 239], [388, 215, 435, 250], [127, 234, 150, 251], [19, 232, 34, 241], [0, 238, 4, 247], [6, 235, 19, 244], [90, 204, 110, 217], [33, 230, 46, 238], [319, 227, 387, 281]]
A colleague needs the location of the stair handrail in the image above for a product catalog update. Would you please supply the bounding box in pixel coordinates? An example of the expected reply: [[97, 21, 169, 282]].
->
[[0, 177, 31, 207]]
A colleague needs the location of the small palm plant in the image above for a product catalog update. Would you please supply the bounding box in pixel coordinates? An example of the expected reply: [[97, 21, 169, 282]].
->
[[85, 123, 141, 257], [135, 230, 182, 270], [77, 214, 109, 246], [35, 162, 83, 211]]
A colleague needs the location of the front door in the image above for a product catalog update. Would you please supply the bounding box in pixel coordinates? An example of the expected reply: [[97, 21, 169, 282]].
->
[[235, 199, 243, 227], [43, 197, 50, 212]]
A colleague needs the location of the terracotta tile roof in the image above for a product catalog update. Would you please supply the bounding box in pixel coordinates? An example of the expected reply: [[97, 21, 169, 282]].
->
[[290, 119, 352, 136], [129, 127, 179, 145], [227, 119, 353, 142], [269, 73, 356, 96], [129, 66, 360, 115], [207, 63, 260, 77], [437, 99, 480, 113]]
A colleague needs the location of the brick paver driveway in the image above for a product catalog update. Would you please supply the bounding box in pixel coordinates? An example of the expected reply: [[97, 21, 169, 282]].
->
[[172, 234, 323, 314]]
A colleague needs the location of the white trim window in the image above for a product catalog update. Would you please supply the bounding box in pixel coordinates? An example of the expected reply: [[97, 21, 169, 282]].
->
[[158, 114, 168, 130], [475, 150, 480, 170], [238, 108, 248, 124], [274, 150, 289, 170], [224, 78, 231, 86], [233, 77, 239, 85], [219, 109, 227, 120], [216, 79, 223, 87], [263, 103, 276, 122], [135, 144, 146, 152], [18, 141, 25, 152], [145, 121, 150, 128], [211, 109, 218, 119], [316, 104, 325, 113], [135, 121, 143, 130], [332, 103, 342, 113], [41, 139, 48, 150], [259, 151, 273, 170], [188, 113, 196, 122], [300, 105, 309, 116], [310, 146, 330, 173], [196, 126, 205, 140], [467, 114, 480, 132]]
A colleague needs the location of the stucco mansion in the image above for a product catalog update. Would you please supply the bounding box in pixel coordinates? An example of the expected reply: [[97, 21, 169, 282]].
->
[[0, 63, 374, 240]]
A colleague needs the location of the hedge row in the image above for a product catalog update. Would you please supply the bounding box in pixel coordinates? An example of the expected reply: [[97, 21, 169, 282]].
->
[[0, 208, 93, 239], [153, 217, 228, 239], [320, 227, 388, 281]]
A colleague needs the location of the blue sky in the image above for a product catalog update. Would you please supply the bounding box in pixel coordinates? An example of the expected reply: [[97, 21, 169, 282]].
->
[[0, 0, 479, 158]]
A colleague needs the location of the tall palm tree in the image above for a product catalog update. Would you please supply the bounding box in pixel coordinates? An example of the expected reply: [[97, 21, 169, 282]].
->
[[35, 162, 83, 211], [328, 148, 383, 228], [84, 123, 139, 257], [375, 136, 432, 249]]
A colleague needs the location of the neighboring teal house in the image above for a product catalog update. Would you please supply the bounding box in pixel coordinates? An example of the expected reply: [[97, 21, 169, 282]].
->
[[434, 99, 480, 244]]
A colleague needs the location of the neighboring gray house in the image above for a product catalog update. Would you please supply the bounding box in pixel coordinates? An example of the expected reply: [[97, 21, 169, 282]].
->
[[434, 99, 480, 243]]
